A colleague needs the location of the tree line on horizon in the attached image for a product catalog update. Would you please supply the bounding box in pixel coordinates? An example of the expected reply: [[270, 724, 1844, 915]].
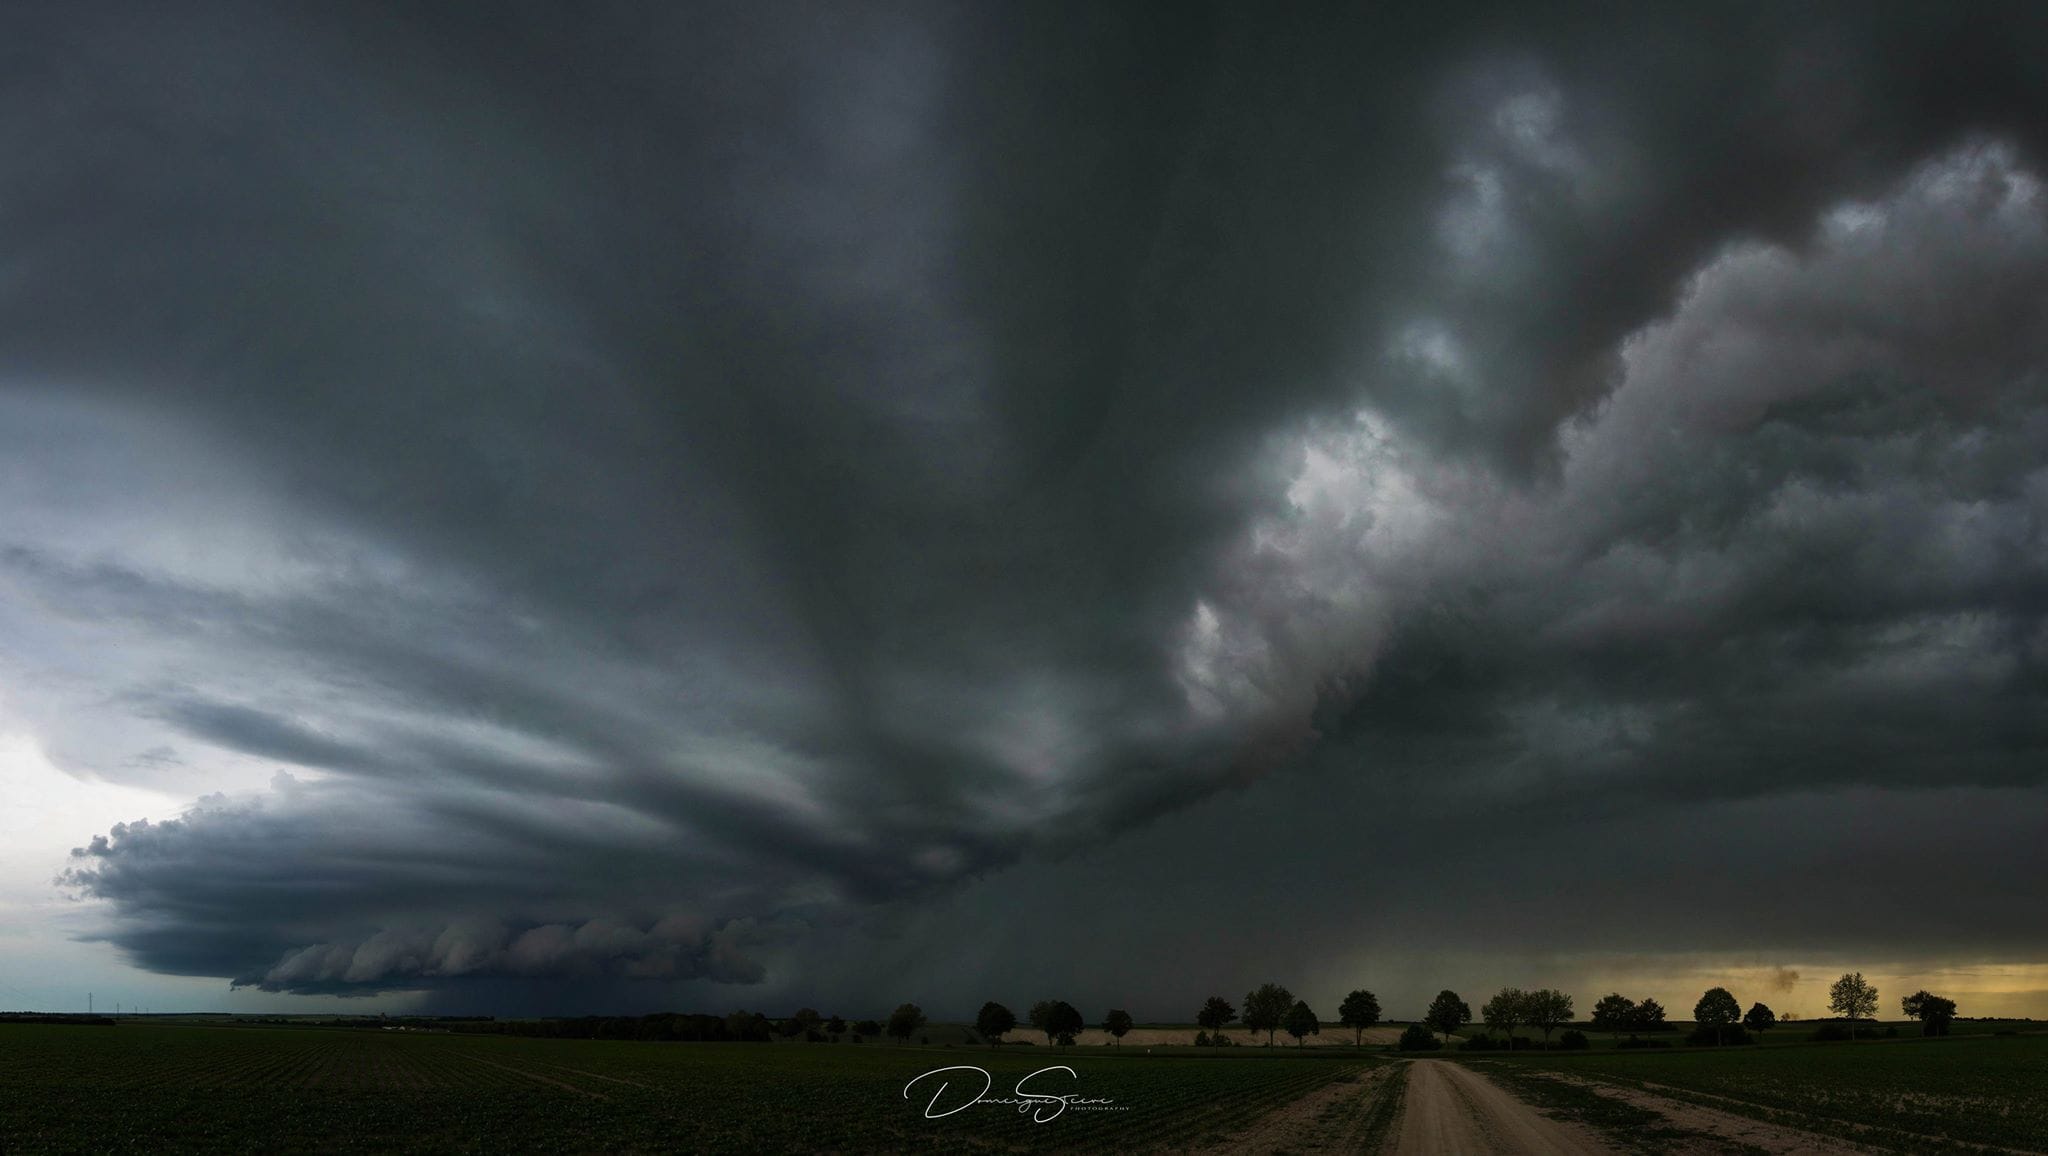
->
[[945, 971, 1961, 1053], [1389, 972, 1963, 1052], [432, 970, 1965, 1046]]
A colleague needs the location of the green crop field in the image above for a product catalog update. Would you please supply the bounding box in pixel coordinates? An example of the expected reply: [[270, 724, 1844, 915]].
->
[[0, 1021, 1376, 1154], [1484, 1031, 2048, 1153]]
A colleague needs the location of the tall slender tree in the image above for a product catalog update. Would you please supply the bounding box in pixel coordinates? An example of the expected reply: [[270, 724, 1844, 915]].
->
[[1828, 973, 1878, 1030]]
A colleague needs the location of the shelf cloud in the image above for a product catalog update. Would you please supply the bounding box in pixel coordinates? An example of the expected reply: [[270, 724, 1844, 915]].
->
[[8, 1, 2048, 1012]]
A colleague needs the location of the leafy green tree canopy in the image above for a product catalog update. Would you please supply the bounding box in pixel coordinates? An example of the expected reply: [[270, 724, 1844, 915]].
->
[[1828, 973, 1878, 1023], [1695, 987, 1741, 1046], [1633, 998, 1668, 1031], [1694, 988, 1741, 1026], [975, 1002, 1017, 1049], [1742, 1002, 1776, 1034], [886, 1003, 926, 1043], [1901, 990, 1957, 1036], [1243, 983, 1295, 1046], [1103, 1009, 1134, 1044], [1197, 996, 1237, 1034], [1424, 990, 1471, 1042], [1029, 999, 1084, 1045], [1525, 989, 1575, 1041], [1338, 989, 1382, 1046], [1590, 993, 1636, 1038], [1481, 988, 1527, 1038], [1282, 1000, 1320, 1047]]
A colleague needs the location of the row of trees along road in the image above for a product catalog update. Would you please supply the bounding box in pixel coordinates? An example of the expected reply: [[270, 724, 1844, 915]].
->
[[1204, 983, 1385, 1047], [1475, 988, 1573, 1044], [971, 1000, 1096, 1047], [869, 970, 1952, 1052], [971, 983, 1388, 1050], [1588, 993, 1669, 1039]]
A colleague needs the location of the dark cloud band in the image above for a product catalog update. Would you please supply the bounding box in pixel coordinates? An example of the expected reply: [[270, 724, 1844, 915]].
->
[[7, 1, 2048, 1007]]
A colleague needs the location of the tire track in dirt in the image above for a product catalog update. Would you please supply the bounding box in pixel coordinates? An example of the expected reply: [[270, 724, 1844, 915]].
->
[[1566, 1072, 2046, 1156], [1526, 1072, 1865, 1154], [1388, 1060, 1612, 1155], [447, 1050, 609, 1099], [532, 1060, 652, 1090], [1182, 1064, 1399, 1154]]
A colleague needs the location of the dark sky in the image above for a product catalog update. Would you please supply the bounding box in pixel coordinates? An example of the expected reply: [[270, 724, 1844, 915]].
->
[[7, 1, 2048, 1020]]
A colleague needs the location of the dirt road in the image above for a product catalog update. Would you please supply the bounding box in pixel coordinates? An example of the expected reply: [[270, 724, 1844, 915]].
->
[[1388, 1060, 1611, 1155]]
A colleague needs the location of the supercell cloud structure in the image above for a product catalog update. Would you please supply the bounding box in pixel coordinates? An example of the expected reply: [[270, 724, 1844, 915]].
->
[[8, 2, 2048, 1009]]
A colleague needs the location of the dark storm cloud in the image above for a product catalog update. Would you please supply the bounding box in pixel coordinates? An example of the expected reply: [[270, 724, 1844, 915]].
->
[[59, 776, 773, 991], [8, 1, 2048, 1004]]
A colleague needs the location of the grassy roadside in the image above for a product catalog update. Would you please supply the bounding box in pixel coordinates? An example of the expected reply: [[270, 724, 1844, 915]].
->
[[1463, 1061, 1738, 1155], [1536, 1069, 2037, 1156], [1334, 1061, 1407, 1153], [1470, 1035, 2048, 1155]]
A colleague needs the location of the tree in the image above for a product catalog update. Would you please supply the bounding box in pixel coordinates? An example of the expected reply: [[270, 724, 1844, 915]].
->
[[826, 1015, 846, 1038], [1828, 973, 1878, 1028], [1338, 989, 1382, 1047], [1029, 1001, 1054, 1042], [725, 1010, 772, 1040], [793, 1008, 822, 1035], [887, 1003, 926, 1044], [1424, 990, 1471, 1043], [1901, 990, 1957, 1037], [1590, 993, 1637, 1042], [1030, 999, 1083, 1046], [1481, 988, 1527, 1043], [1197, 996, 1237, 1039], [1743, 1002, 1776, 1036], [976, 1002, 1017, 1049], [1632, 998, 1668, 1032], [1694, 988, 1741, 1047], [1283, 1000, 1320, 1047], [777, 1016, 803, 1038], [853, 1019, 881, 1037], [1396, 1022, 1441, 1051], [1525, 989, 1575, 1045], [1103, 1009, 1134, 1045], [1052, 1002, 1084, 1045], [1242, 984, 1295, 1047]]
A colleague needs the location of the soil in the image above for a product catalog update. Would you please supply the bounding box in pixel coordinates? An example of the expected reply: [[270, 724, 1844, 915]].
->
[[1386, 1060, 1611, 1155]]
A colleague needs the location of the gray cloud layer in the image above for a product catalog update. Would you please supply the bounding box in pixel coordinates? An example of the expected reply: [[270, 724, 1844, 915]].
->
[[9, 1, 2048, 1009]]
